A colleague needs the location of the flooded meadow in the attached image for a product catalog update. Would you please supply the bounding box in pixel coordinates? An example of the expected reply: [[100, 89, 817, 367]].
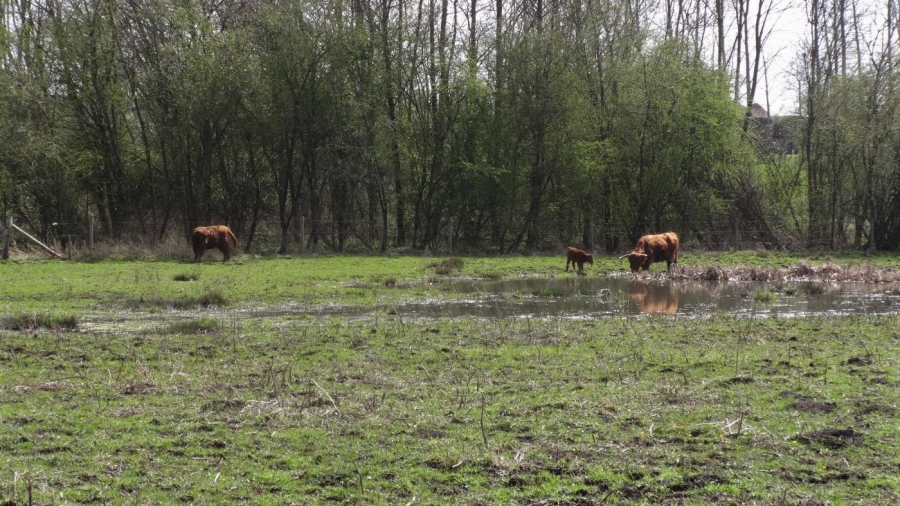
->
[[73, 276, 900, 333], [4, 257, 900, 505]]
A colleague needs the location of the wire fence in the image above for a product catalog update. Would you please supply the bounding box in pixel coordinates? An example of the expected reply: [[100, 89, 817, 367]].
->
[[0, 215, 871, 260]]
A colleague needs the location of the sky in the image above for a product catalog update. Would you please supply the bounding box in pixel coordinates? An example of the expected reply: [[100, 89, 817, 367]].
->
[[759, 0, 890, 116], [763, 2, 808, 116]]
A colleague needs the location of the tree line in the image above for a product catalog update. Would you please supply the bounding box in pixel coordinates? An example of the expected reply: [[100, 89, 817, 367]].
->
[[1, 0, 898, 254]]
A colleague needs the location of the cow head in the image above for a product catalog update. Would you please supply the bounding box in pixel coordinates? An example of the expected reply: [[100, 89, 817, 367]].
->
[[619, 252, 648, 272], [585, 253, 594, 265]]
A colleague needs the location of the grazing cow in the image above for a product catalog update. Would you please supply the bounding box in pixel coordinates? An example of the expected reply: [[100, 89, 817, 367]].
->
[[192, 225, 238, 262], [565, 246, 594, 272], [619, 232, 679, 272]]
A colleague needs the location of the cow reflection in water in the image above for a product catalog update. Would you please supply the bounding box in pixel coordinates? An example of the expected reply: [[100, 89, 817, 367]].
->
[[629, 281, 678, 315]]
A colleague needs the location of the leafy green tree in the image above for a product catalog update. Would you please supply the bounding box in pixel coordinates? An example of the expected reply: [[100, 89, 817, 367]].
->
[[605, 41, 746, 242]]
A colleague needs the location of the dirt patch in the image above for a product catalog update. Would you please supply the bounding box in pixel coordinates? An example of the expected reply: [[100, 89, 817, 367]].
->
[[13, 381, 72, 393], [779, 390, 809, 400], [668, 472, 727, 492], [121, 382, 155, 395], [415, 426, 448, 439], [788, 401, 836, 413], [200, 399, 247, 412], [854, 402, 896, 418], [794, 428, 863, 449]]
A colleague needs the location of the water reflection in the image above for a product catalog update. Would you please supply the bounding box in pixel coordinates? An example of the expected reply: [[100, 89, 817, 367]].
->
[[627, 281, 678, 315], [439, 277, 900, 318]]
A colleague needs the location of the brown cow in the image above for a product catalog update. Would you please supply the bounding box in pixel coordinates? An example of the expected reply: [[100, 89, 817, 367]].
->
[[192, 225, 238, 262], [565, 246, 594, 272], [619, 232, 679, 272]]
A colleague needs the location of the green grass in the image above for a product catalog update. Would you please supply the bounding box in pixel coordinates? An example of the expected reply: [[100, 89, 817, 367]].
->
[[3, 251, 900, 313], [1, 253, 900, 503], [1, 314, 898, 504]]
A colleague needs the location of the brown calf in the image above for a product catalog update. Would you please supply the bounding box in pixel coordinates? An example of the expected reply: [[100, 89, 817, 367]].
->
[[565, 246, 594, 272]]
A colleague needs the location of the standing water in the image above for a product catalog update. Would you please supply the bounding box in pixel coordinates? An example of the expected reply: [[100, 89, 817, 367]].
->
[[392, 277, 900, 319]]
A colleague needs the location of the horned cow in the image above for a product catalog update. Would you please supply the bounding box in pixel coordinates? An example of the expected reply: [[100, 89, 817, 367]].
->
[[619, 232, 679, 272], [565, 246, 594, 272]]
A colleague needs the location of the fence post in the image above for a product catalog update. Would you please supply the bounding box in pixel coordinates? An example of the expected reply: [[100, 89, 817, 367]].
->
[[2, 216, 11, 260], [732, 216, 740, 251], [448, 217, 454, 255], [589, 220, 594, 251], [299, 216, 305, 256], [89, 212, 94, 256]]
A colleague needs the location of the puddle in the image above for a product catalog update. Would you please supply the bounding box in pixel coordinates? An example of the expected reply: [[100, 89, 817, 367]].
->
[[63, 277, 900, 332], [399, 277, 900, 318]]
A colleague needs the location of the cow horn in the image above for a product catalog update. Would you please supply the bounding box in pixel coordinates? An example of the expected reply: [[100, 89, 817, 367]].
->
[[618, 254, 630, 259]]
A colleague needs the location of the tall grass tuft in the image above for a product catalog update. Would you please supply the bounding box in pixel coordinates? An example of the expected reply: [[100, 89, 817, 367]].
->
[[89, 234, 190, 261], [531, 287, 569, 297], [127, 290, 227, 309], [803, 283, 825, 295], [1, 311, 78, 330], [173, 272, 200, 282], [429, 257, 466, 275], [754, 289, 775, 303], [161, 318, 221, 334]]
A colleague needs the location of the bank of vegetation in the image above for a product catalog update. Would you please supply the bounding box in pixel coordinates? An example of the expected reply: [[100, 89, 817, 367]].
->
[[2, 0, 899, 255]]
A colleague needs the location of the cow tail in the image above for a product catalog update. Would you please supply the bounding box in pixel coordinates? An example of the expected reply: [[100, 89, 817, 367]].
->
[[229, 228, 238, 248]]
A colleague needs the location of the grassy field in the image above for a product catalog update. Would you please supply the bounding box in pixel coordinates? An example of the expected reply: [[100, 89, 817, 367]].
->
[[1, 253, 899, 504]]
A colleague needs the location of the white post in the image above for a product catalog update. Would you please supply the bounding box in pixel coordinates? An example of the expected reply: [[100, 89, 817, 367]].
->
[[10, 223, 64, 259]]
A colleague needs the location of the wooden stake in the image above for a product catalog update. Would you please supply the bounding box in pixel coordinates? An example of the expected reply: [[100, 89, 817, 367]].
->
[[89, 212, 94, 256], [11, 223, 65, 259]]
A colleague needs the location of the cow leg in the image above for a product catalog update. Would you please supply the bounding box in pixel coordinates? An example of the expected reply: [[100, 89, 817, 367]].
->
[[565, 260, 570, 272], [194, 241, 206, 261]]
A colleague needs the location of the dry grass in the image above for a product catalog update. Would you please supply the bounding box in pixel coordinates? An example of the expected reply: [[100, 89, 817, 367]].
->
[[673, 261, 900, 283], [88, 234, 191, 261]]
